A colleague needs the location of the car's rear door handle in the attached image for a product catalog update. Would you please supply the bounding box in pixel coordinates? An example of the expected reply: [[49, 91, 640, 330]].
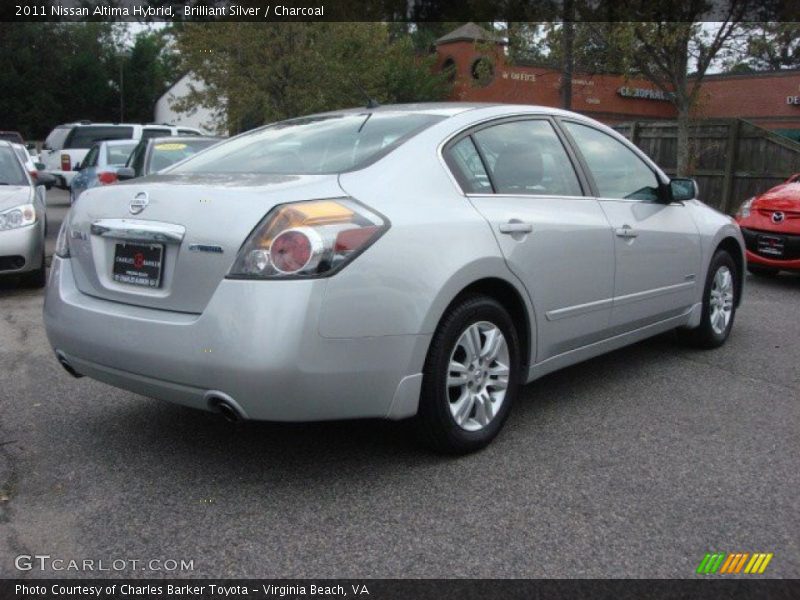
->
[[615, 225, 638, 239], [499, 221, 533, 234]]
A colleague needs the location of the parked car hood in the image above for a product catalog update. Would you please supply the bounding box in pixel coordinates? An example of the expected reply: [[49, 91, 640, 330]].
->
[[0, 185, 32, 211], [754, 181, 800, 211]]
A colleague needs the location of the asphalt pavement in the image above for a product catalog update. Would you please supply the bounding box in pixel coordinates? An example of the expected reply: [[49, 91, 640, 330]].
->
[[0, 189, 798, 578]]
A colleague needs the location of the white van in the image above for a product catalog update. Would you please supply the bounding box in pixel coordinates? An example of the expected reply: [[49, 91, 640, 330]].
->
[[40, 122, 203, 188]]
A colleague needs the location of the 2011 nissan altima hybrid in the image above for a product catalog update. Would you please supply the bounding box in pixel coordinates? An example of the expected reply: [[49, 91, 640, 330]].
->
[[44, 103, 745, 453]]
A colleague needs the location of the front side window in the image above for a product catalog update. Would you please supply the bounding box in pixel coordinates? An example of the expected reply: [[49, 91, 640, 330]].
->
[[170, 112, 445, 175], [472, 120, 583, 196], [564, 122, 660, 201]]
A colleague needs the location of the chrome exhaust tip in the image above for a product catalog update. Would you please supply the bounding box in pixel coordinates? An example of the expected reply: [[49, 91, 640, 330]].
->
[[55, 351, 83, 378], [204, 391, 248, 423]]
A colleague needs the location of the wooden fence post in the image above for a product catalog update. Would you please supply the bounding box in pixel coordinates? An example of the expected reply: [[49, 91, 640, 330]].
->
[[720, 119, 740, 214]]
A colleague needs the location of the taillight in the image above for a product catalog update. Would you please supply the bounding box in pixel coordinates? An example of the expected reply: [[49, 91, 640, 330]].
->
[[228, 198, 388, 279], [97, 171, 118, 185], [60, 154, 71, 171], [29, 170, 38, 180]]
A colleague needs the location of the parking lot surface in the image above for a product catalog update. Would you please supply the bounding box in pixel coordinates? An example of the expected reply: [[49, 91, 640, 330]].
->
[[0, 190, 798, 578]]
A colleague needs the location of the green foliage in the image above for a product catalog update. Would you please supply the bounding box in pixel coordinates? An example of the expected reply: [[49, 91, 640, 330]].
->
[[120, 30, 180, 123], [173, 23, 452, 134], [734, 23, 800, 71], [0, 23, 178, 140]]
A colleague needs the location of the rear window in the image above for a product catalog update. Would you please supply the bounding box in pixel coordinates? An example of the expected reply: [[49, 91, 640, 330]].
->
[[171, 112, 445, 175], [147, 139, 219, 173], [0, 132, 24, 144], [177, 129, 201, 136], [64, 126, 135, 149], [141, 128, 172, 140], [44, 126, 71, 150], [105, 142, 138, 165], [0, 146, 29, 186]]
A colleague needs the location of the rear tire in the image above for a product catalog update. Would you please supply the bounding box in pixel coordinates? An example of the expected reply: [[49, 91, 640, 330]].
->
[[415, 294, 521, 454], [747, 264, 779, 277], [678, 250, 737, 349]]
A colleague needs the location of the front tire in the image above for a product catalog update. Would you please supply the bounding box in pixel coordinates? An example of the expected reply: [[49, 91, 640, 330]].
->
[[416, 294, 521, 454], [23, 248, 47, 289], [678, 250, 738, 349]]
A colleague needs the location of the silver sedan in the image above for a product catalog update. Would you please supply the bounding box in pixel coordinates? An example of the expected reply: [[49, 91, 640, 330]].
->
[[44, 104, 744, 453], [0, 141, 50, 287]]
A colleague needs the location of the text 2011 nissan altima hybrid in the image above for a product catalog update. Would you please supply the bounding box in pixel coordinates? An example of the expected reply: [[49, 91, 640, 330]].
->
[[44, 104, 745, 453]]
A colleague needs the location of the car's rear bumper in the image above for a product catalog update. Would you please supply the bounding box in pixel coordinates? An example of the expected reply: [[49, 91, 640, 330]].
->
[[0, 223, 44, 275], [43, 257, 427, 421]]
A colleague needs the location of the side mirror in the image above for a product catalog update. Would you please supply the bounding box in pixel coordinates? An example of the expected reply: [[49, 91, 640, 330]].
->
[[670, 178, 698, 202], [786, 173, 800, 184], [35, 171, 56, 187], [116, 167, 136, 181]]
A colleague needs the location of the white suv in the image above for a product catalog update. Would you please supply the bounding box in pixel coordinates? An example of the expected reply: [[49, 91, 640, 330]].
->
[[40, 122, 203, 188]]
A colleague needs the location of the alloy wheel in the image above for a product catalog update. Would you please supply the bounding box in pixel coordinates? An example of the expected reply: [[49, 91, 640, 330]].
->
[[709, 265, 734, 335], [446, 321, 510, 432]]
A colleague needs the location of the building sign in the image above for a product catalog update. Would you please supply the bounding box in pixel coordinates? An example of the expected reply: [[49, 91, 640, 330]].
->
[[787, 96, 800, 105], [618, 86, 674, 102], [502, 71, 537, 83]]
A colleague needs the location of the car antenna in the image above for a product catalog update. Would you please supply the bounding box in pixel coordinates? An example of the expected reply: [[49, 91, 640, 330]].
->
[[344, 71, 380, 109]]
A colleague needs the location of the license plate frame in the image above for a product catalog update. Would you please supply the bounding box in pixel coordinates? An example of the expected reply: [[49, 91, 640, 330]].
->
[[757, 234, 785, 258], [112, 242, 164, 288]]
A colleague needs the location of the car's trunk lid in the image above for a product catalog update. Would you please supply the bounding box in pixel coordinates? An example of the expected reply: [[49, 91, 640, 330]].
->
[[65, 172, 344, 313]]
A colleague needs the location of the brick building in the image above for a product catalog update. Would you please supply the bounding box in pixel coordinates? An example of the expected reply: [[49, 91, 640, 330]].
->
[[435, 23, 800, 141]]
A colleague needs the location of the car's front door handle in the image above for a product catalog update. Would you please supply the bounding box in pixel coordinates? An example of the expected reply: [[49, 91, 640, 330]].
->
[[615, 225, 638, 239], [499, 221, 533, 234]]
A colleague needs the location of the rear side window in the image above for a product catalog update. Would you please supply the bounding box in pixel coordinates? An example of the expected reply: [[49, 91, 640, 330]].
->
[[82, 145, 100, 168], [44, 126, 71, 150], [64, 126, 135, 149], [444, 137, 492, 194], [472, 120, 583, 196], [563, 122, 660, 201], [127, 141, 147, 176], [105, 142, 137, 165], [141, 128, 172, 140]]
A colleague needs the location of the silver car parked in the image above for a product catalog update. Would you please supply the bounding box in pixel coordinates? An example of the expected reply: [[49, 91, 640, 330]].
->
[[1, 141, 52, 287], [44, 104, 745, 453]]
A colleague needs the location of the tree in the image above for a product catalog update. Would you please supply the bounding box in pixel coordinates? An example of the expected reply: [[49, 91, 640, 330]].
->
[[0, 22, 120, 139], [173, 23, 451, 134], [580, 5, 749, 176], [120, 30, 180, 123], [736, 23, 800, 71]]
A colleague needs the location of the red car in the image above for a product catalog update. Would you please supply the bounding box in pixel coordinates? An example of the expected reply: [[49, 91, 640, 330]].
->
[[735, 174, 800, 275]]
